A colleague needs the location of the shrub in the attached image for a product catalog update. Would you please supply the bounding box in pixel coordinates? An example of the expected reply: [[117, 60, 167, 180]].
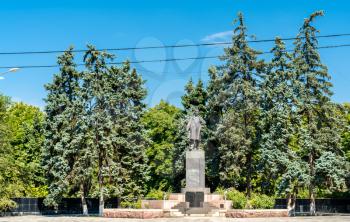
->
[[26, 185, 48, 197], [215, 188, 275, 209], [225, 188, 248, 209], [248, 193, 275, 209], [0, 198, 17, 213], [145, 188, 168, 200], [120, 199, 142, 209], [214, 186, 225, 195]]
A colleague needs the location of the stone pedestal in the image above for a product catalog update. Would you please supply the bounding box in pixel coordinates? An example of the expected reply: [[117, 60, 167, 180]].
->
[[181, 150, 210, 208], [185, 150, 206, 189]]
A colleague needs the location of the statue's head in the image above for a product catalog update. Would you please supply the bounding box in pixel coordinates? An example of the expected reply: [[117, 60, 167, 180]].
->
[[192, 107, 199, 116]]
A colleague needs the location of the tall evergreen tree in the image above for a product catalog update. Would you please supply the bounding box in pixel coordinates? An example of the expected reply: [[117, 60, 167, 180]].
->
[[207, 12, 263, 197], [205, 67, 223, 189], [43, 47, 92, 215], [82, 46, 118, 215], [342, 103, 350, 162], [259, 37, 307, 212], [181, 78, 208, 116], [293, 11, 347, 215], [83, 46, 148, 214], [115, 63, 149, 202]]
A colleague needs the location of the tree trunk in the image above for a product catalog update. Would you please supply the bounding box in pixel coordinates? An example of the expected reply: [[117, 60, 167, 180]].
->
[[99, 187, 104, 216], [287, 192, 296, 216], [246, 152, 252, 198], [98, 157, 104, 216], [309, 184, 316, 216], [80, 184, 88, 216], [309, 152, 316, 216]]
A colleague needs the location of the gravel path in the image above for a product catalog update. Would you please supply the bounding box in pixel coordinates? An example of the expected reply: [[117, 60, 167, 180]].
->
[[0, 216, 350, 222]]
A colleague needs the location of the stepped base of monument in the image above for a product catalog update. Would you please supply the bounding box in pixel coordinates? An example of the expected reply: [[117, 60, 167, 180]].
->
[[103, 209, 164, 219], [103, 208, 289, 218], [225, 209, 289, 218], [141, 192, 232, 217]]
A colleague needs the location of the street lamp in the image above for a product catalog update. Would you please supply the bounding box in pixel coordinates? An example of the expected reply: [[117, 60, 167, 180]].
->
[[0, 68, 20, 80]]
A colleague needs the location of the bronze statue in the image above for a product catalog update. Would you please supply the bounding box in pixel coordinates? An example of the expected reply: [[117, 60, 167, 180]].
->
[[186, 109, 203, 150]]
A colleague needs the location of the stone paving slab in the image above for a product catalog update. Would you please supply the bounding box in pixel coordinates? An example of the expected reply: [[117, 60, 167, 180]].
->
[[0, 216, 350, 222]]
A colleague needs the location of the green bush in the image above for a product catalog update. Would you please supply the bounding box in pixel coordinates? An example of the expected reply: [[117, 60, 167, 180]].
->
[[120, 199, 142, 209], [215, 188, 275, 209], [248, 193, 275, 209], [225, 188, 248, 209], [0, 198, 17, 212], [214, 186, 225, 195], [145, 188, 168, 200]]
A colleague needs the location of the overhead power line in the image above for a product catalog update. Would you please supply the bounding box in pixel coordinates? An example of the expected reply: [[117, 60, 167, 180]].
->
[[0, 43, 350, 70], [0, 33, 350, 56]]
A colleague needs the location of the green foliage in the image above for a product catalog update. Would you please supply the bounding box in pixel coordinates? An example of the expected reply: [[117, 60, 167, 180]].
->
[[216, 187, 274, 209], [172, 113, 189, 191], [43, 45, 149, 215], [120, 199, 142, 209], [181, 78, 208, 116], [293, 11, 347, 214], [259, 37, 307, 198], [248, 193, 275, 209], [207, 12, 264, 196], [342, 103, 350, 161], [43, 47, 92, 208], [6, 102, 45, 196], [0, 94, 46, 203], [216, 188, 247, 209], [145, 188, 168, 200], [0, 198, 17, 213], [315, 151, 348, 190], [25, 185, 48, 197], [142, 101, 180, 191]]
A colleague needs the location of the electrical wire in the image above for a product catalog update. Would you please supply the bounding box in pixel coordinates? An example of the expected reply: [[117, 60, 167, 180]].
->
[[0, 33, 349, 55], [0, 43, 349, 70]]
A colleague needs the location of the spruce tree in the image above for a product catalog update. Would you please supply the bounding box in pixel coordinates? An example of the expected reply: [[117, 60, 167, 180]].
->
[[342, 103, 350, 161], [83, 46, 148, 214], [43, 47, 92, 215], [181, 78, 208, 116], [205, 67, 223, 189], [259, 37, 307, 212], [115, 63, 149, 202], [207, 12, 263, 197], [293, 11, 347, 215], [82, 46, 117, 215]]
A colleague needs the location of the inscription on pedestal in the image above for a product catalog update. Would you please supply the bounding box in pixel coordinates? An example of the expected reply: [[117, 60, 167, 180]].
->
[[185, 192, 204, 208]]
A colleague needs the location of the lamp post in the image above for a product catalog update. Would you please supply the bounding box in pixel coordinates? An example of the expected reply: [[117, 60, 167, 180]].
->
[[0, 68, 20, 80]]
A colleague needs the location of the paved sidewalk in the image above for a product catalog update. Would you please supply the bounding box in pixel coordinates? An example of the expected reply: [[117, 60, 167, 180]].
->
[[0, 216, 350, 222]]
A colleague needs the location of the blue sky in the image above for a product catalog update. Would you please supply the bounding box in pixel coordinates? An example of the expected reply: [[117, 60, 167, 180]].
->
[[0, 0, 349, 108]]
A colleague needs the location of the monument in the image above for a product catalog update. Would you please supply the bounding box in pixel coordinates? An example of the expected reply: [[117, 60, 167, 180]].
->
[[141, 108, 231, 216], [181, 110, 210, 207]]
